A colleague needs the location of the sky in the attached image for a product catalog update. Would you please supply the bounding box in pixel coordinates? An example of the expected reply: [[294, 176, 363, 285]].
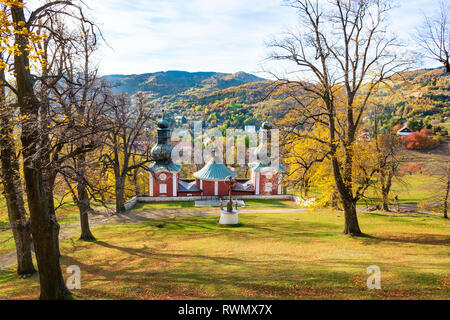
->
[[85, 0, 443, 76]]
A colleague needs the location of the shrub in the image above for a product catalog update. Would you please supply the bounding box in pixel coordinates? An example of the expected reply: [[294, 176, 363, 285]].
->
[[419, 128, 433, 136], [401, 163, 424, 175], [433, 136, 442, 145], [405, 132, 435, 150], [392, 124, 403, 133]]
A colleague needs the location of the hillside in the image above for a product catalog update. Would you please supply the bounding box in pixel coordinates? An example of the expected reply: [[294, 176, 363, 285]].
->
[[103, 67, 450, 132], [104, 70, 265, 101], [375, 67, 450, 131], [104, 70, 273, 129]]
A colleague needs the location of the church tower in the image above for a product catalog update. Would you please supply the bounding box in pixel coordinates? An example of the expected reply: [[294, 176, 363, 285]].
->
[[249, 121, 285, 195], [148, 115, 181, 197]]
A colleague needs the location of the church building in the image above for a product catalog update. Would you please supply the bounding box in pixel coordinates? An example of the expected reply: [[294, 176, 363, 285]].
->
[[148, 116, 285, 198]]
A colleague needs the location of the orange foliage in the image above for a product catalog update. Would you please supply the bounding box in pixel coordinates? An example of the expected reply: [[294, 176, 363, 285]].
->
[[419, 128, 433, 136], [401, 163, 424, 175], [405, 132, 435, 150], [392, 124, 403, 133]]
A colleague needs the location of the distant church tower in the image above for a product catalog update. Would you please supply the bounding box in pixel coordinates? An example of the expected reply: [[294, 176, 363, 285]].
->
[[148, 115, 180, 197], [249, 121, 285, 195]]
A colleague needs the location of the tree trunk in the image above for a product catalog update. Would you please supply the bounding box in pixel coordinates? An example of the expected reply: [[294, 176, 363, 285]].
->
[[331, 156, 363, 236], [0, 100, 35, 276], [115, 177, 126, 213], [342, 198, 362, 235], [133, 170, 141, 197], [444, 175, 449, 219], [42, 165, 62, 258], [11, 3, 69, 299], [77, 183, 96, 241], [381, 192, 390, 211], [380, 171, 393, 212]]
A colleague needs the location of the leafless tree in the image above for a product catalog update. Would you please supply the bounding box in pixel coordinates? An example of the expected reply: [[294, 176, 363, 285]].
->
[[0, 60, 35, 276], [268, 0, 410, 235], [101, 93, 154, 213], [415, 0, 450, 72], [49, 18, 109, 241], [6, 0, 102, 299]]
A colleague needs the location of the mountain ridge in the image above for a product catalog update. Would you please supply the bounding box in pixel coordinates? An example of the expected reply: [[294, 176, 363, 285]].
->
[[103, 70, 267, 98]]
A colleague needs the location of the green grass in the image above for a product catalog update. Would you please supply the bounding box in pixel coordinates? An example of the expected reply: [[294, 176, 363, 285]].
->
[[134, 201, 195, 210], [360, 173, 444, 206], [243, 200, 296, 208], [0, 207, 448, 300], [389, 174, 443, 204], [134, 200, 296, 210]]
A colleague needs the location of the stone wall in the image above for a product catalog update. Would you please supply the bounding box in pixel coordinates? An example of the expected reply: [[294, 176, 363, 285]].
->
[[124, 197, 138, 211], [123, 194, 296, 211]]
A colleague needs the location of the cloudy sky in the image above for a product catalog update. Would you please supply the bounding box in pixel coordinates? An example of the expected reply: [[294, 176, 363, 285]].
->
[[86, 0, 442, 76]]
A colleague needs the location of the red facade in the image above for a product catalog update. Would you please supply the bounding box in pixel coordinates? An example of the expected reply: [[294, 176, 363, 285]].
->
[[252, 171, 281, 196], [149, 171, 178, 197]]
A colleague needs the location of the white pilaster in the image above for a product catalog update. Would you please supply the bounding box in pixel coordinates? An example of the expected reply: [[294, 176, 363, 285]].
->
[[278, 174, 282, 195], [255, 172, 260, 195], [214, 181, 219, 196], [173, 173, 177, 196], [149, 175, 154, 197]]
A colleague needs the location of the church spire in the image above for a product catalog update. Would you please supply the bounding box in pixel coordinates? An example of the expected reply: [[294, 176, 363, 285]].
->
[[151, 112, 172, 164]]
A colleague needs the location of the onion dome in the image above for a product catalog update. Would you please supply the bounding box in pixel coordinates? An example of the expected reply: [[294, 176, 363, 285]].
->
[[249, 121, 286, 173], [148, 114, 180, 172], [261, 121, 273, 130], [157, 118, 169, 129]]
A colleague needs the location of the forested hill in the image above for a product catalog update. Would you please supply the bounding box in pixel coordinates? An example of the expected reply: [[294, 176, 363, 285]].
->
[[104, 70, 266, 98], [103, 67, 449, 131], [374, 67, 449, 132]]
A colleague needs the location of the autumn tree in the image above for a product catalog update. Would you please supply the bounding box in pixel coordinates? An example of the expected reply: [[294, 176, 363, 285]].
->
[[442, 164, 449, 219], [283, 125, 331, 198], [269, 0, 409, 235], [405, 131, 435, 150], [374, 132, 405, 211], [415, 0, 450, 72]]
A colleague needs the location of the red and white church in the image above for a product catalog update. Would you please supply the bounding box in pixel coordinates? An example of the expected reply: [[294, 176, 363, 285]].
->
[[148, 117, 285, 198]]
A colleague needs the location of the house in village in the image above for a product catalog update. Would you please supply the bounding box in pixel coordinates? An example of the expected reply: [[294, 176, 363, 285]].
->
[[396, 124, 413, 136]]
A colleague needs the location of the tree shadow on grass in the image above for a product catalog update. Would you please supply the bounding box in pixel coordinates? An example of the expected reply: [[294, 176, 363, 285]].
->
[[92, 240, 251, 265], [358, 233, 450, 246]]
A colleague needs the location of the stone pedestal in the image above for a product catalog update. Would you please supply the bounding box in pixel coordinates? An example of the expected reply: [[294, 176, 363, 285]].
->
[[219, 210, 239, 225]]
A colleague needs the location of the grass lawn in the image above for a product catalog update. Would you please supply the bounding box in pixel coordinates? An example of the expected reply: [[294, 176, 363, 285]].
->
[[389, 174, 443, 204], [0, 197, 85, 257], [0, 207, 448, 300], [134, 200, 296, 210], [359, 173, 444, 207]]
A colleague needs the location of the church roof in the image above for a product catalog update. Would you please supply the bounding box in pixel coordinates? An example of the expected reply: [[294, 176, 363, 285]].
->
[[249, 161, 286, 173], [178, 180, 201, 193], [194, 156, 237, 181], [148, 161, 181, 173]]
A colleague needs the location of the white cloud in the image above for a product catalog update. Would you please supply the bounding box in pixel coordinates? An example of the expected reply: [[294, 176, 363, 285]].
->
[[83, 0, 442, 76]]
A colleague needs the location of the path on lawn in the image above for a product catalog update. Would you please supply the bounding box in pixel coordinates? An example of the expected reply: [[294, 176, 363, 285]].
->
[[0, 207, 304, 270]]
